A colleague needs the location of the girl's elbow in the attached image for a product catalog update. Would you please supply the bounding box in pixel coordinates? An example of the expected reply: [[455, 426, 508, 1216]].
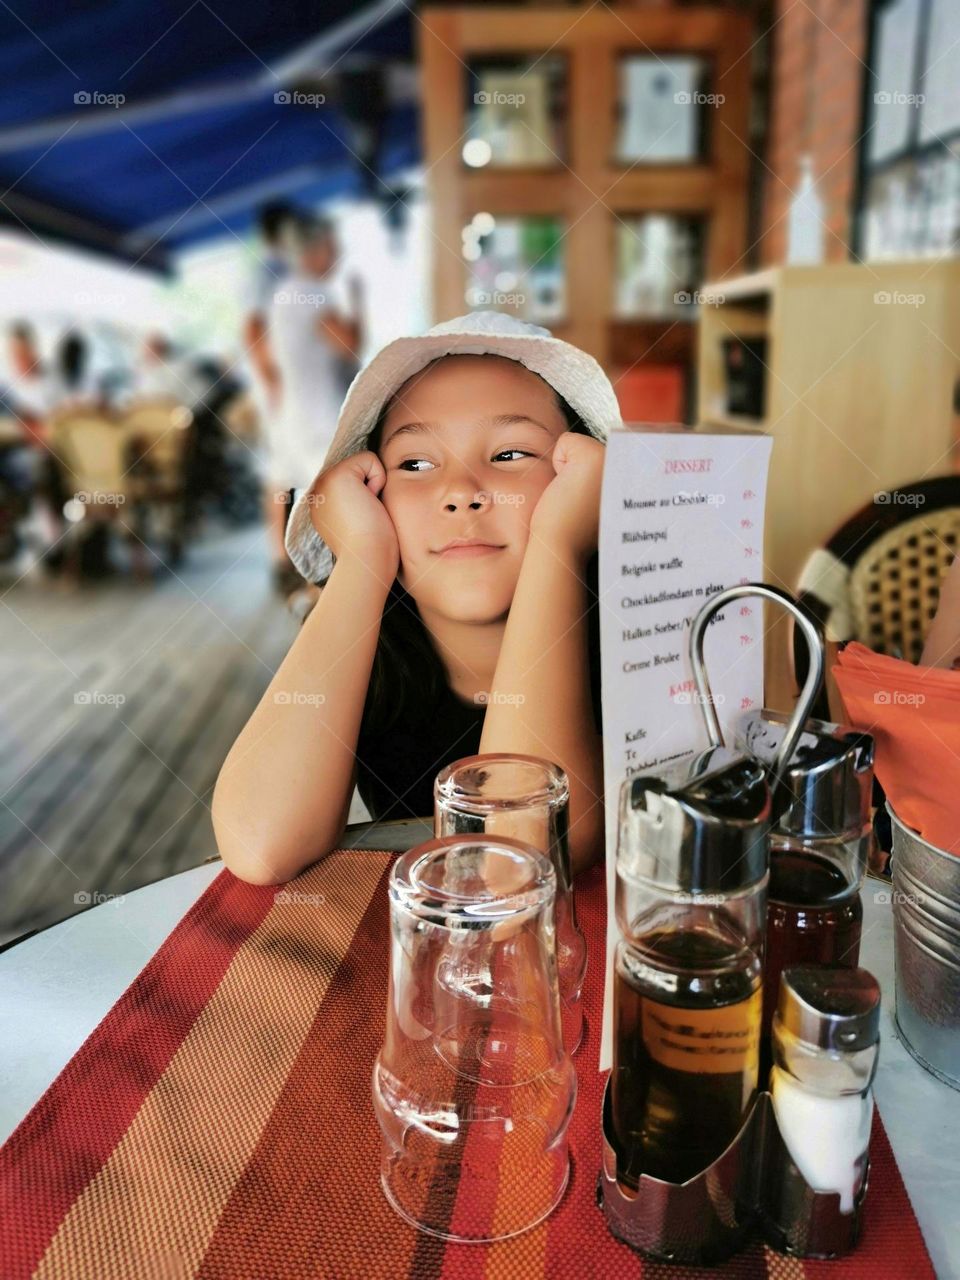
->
[[214, 826, 290, 886], [213, 810, 339, 886], [211, 790, 293, 885]]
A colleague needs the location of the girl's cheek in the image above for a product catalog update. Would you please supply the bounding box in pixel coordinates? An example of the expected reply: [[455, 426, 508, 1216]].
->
[[382, 490, 421, 558]]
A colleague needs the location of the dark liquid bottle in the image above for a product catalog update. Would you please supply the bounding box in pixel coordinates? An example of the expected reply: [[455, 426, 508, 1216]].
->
[[612, 926, 762, 1187], [760, 844, 863, 1075]]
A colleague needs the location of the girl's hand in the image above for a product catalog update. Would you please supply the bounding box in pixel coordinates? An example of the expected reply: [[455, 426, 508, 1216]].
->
[[307, 450, 400, 581], [529, 432, 605, 564]]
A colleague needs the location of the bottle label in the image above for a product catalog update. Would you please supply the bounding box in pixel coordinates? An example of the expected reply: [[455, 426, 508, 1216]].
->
[[641, 989, 761, 1074]]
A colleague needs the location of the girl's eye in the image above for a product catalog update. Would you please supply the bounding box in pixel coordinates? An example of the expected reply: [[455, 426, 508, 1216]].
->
[[394, 449, 538, 471], [493, 449, 536, 462]]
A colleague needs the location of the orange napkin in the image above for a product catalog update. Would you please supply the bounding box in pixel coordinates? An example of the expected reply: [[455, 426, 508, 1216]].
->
[[833, 642, 960, 855]]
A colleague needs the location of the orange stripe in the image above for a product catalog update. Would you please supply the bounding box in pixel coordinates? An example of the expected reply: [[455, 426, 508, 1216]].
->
[[762, 1245, 806, 1278], [34, 852, 390, 1280], [483, 1224, 548, 1280]]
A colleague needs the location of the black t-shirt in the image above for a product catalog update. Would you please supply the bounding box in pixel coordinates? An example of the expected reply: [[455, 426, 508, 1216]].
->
[[355, 603, 603, 822]]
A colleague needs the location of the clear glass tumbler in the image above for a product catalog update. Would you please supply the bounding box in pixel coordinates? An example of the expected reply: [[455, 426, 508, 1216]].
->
[[435, 754, 588, 1054], [372, 834, 577, 1242]]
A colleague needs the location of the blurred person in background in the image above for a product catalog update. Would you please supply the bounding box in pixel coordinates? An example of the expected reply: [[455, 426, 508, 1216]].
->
[[3, 322, 69, 567], [243, 201, 296, 424], [265, 212, 363, 595], [5, 323, 53, 434], [50, 330, 101, 411], [134, 332, 199, 404]]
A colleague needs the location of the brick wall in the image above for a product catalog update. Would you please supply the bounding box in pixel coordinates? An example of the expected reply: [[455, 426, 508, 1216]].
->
[[761, 0, 870, 264]]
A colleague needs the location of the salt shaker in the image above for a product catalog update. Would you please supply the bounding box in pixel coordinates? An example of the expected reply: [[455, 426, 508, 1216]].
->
[[763, 965, 881, 1257]]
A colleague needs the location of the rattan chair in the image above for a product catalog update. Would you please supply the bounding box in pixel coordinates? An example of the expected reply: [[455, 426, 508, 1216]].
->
[[794, 475, 960, 718], [48, 407, 140, 579], [122, 398, 194, 564], [49, 408, 130, 511]]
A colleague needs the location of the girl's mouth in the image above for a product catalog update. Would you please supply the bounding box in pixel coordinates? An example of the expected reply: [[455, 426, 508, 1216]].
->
[[434, 540, 506, 558]]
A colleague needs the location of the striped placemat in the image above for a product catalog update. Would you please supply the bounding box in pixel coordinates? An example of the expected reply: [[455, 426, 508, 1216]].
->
[[0, 851, 935, 1278]]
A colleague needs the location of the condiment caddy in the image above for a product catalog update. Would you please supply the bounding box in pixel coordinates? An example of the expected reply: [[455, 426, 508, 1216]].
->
[[598, 585, 882, 1265]]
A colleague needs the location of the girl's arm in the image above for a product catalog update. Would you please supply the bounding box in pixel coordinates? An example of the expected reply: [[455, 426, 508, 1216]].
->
[[478, 540, 603, 876], [317, 311, 361, 359], [479, 434, 605, 876], [211, 554, 390, 883]]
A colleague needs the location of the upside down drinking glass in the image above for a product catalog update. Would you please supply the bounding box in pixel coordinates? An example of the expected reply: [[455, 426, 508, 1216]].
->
[[372, 835, 577, 1242], [434, 754, 588, 1054]]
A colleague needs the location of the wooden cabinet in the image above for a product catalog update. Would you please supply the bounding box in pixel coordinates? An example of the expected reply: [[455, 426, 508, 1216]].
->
[[696, 262, 960, 706], [418, 6, 754, 414]]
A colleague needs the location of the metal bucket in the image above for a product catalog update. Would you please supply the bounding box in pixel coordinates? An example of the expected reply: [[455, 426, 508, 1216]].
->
[[889, 805, 960, 1090]]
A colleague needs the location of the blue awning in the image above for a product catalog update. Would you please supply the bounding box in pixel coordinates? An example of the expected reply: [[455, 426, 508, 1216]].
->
[[0, 0, 418, 268]]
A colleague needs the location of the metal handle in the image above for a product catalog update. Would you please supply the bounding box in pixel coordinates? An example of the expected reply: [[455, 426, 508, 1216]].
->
[[689, 583, 825, 787]]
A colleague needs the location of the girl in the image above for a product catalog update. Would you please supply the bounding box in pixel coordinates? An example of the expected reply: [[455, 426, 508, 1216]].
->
[[212, 311, 621, 885]]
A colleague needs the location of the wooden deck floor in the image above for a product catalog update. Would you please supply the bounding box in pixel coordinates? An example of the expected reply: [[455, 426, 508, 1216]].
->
[[0, 526, 307, 946]]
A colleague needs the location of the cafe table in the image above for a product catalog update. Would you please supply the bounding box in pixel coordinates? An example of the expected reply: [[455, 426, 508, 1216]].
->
[[0, 818, 954, 1279]]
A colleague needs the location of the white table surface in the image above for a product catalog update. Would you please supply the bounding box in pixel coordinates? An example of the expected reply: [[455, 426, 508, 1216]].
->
[[0, 865, 956, 1278]]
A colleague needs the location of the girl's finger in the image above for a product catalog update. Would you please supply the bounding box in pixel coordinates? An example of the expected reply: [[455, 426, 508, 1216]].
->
[[551, 431, 576, 474], [353, 450, 387, 495]]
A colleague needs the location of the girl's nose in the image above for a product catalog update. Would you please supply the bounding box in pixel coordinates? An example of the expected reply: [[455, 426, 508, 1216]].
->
[[443, 485, 490, 513]]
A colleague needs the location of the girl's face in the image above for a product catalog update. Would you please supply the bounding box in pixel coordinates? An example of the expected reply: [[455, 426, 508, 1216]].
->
[[377, 354, 569, 623]]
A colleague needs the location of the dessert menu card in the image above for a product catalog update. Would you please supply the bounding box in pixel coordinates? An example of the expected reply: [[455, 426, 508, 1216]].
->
[[597, 428, 774, 1070]]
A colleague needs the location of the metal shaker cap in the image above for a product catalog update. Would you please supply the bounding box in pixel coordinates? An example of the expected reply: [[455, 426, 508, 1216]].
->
[[617, 747, 771, 894], [777, 966, 881, 1052], [735, 711, 874, 839]]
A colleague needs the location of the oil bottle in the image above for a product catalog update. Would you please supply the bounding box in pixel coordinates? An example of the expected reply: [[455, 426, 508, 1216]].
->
[[612, 749, 771, 1188]]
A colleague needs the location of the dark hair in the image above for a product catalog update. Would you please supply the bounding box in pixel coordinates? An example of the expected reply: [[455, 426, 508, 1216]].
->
[[360, 355, 598, 734], [58, 330, 87, 387], [257, 201, 298, 245]]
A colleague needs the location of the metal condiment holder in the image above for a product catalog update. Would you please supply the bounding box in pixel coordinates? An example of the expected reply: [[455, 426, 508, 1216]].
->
[[598, 585, 876, 1264], [597, 1085, 871, 1263]]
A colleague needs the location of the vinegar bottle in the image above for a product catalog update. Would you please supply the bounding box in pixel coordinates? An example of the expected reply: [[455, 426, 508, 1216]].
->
[[736, 712, 874, 1074]]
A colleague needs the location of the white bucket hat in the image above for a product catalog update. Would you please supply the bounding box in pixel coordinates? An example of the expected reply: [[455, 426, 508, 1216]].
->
[[284, 309, 622, 583]]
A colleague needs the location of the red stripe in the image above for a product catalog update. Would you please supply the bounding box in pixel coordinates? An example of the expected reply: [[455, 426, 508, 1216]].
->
[[195, 858, 442, 1280], [0, 870, 276, 1280], [801, 1109, 936, 1280]]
